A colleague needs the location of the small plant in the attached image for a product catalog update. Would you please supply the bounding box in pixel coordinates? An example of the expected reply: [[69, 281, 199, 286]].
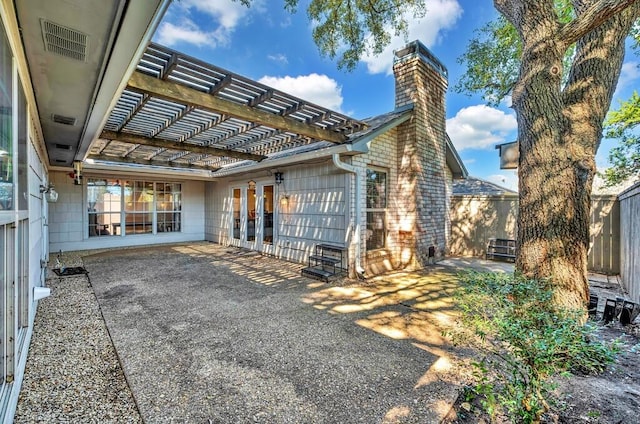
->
[[447, 272, 619, 423]]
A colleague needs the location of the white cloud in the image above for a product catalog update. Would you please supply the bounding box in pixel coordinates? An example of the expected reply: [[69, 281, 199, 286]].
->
[[267, 53, 289, 65], [361, 0, 463, 75], [156, 0, 259, 48], [156, 20, 218, 47], [258, 74, 344, 111], [183, 0, 256, 28], [447, 105, 517, 151]]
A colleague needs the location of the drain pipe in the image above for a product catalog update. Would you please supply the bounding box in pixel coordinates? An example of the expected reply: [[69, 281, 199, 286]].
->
[[332, 154, 366, 278]]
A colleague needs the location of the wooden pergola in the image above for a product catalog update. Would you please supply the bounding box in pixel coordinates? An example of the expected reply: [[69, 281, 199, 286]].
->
[[90, 43, 366, 172]]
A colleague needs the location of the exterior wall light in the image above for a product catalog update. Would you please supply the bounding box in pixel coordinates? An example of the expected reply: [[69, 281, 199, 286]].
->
[[39, 183, 59, 203], [248, 180, 256, 190], [73, 161, 83, 185], [274, 172, 284, 185]]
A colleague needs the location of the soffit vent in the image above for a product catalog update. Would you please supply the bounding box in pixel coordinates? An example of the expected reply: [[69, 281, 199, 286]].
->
[[40, 20, 88, 62], [52, 114, 77, 126], [55, 143, 73, 150]]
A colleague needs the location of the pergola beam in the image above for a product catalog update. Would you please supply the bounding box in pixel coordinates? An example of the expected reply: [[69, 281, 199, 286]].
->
[[100, 130, 266, 162], [127, 71, 348, 144], [87, 154, 220, 172]]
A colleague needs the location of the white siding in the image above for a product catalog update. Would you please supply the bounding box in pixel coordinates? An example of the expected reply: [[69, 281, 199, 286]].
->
[[28, 134, 47, 292], [205, 161, 348, 264], [48, 171, 205, 252]]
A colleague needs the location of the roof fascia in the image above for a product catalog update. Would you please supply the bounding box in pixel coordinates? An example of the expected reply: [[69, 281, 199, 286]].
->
[[82, 160, 213, 180], [446, 134, 468, 179], [212, 144, 355, 178]]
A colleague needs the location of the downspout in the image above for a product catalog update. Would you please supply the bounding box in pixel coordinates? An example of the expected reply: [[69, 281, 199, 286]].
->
[[332, 154, 366, 278]]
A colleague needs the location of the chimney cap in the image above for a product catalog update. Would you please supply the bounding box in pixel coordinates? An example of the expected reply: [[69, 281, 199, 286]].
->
[[393, 40, 448, 79]]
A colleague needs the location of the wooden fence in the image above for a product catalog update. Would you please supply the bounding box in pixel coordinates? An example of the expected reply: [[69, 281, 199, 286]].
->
[[450, 194, 620, 274], [619, 183, 640, 302]]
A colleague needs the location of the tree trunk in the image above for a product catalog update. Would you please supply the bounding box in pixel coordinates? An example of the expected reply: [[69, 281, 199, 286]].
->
[[498, 0, 640, 311]]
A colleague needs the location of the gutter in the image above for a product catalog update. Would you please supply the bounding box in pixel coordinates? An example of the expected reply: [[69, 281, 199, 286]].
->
[[212, 143, 358, 178], [332, 154, 366, 279]]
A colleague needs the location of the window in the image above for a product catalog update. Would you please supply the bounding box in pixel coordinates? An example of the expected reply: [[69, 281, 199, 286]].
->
[[87, 179, 121, 236], [124, 180, 154, 234], [0, 24, 13, 211], [156, 183, 181, 233], [17, 76, 27, 210], [366, 168, 387, 250], [87, 178, 181, 237]]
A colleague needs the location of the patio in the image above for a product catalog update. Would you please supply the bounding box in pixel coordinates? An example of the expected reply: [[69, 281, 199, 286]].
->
[[16, 242, 504, 423]]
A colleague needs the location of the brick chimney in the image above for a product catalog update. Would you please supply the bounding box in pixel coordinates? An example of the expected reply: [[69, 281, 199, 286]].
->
[[393, 40, 449, 267]]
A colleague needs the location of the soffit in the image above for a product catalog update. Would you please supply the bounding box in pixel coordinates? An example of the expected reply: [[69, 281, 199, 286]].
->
[[91, 43, 366, 172], [15, 0, 124, 167]]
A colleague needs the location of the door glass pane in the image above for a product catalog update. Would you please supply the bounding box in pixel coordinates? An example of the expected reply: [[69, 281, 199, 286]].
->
[[247, 187, 256, 241], [232, 188, 240, 240], [263, 185, 273, 244]]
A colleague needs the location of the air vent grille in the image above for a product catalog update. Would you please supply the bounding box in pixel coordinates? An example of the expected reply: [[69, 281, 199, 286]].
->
[[41, 20, 87, 62], [52, 114, 77, 126], [55, 143, 73, 150]]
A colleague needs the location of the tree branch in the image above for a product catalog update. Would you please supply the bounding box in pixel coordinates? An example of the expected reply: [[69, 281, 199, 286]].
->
[[559, 0, 639, 46]]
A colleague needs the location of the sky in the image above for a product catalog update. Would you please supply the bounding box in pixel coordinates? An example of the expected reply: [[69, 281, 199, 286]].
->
[[152, 0, 640, 192]]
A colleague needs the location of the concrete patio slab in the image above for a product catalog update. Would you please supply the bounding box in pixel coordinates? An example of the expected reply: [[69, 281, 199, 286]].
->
[[83, 243, 467, 423]]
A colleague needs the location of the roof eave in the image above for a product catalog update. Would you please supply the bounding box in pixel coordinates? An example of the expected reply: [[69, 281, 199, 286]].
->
[[446, 134, 468, 179], [76, 0, 172, 162]]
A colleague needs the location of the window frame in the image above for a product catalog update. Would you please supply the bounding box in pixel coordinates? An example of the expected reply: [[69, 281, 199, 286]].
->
[[365, 167, 388, 251], [86, 178, 182, 238]]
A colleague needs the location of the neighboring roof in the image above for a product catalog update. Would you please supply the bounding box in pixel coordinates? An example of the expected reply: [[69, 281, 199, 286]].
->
[[90, 43, 366, 172], [453, 176, 517, 196]]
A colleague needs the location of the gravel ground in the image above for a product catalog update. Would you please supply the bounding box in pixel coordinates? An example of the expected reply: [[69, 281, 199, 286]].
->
[[14, 245, 513, 423], [14, 251, 141, 423]]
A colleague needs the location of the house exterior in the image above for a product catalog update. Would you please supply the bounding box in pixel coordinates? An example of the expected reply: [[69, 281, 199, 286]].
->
[[0, 0, 170, 420], [0, 0, 466, 421]]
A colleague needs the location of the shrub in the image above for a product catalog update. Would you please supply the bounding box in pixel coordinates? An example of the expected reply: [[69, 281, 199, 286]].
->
[[447, 272, 619, 423]]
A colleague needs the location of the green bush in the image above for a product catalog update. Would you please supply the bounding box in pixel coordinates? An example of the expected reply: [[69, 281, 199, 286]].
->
[[448, 272, 619, 423]]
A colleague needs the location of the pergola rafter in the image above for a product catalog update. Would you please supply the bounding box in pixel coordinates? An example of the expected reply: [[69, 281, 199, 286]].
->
[[91, 43, 366, 171]]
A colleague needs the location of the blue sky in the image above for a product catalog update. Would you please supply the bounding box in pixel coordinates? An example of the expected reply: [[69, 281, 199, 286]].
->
[[153, 0, 639, 191]]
